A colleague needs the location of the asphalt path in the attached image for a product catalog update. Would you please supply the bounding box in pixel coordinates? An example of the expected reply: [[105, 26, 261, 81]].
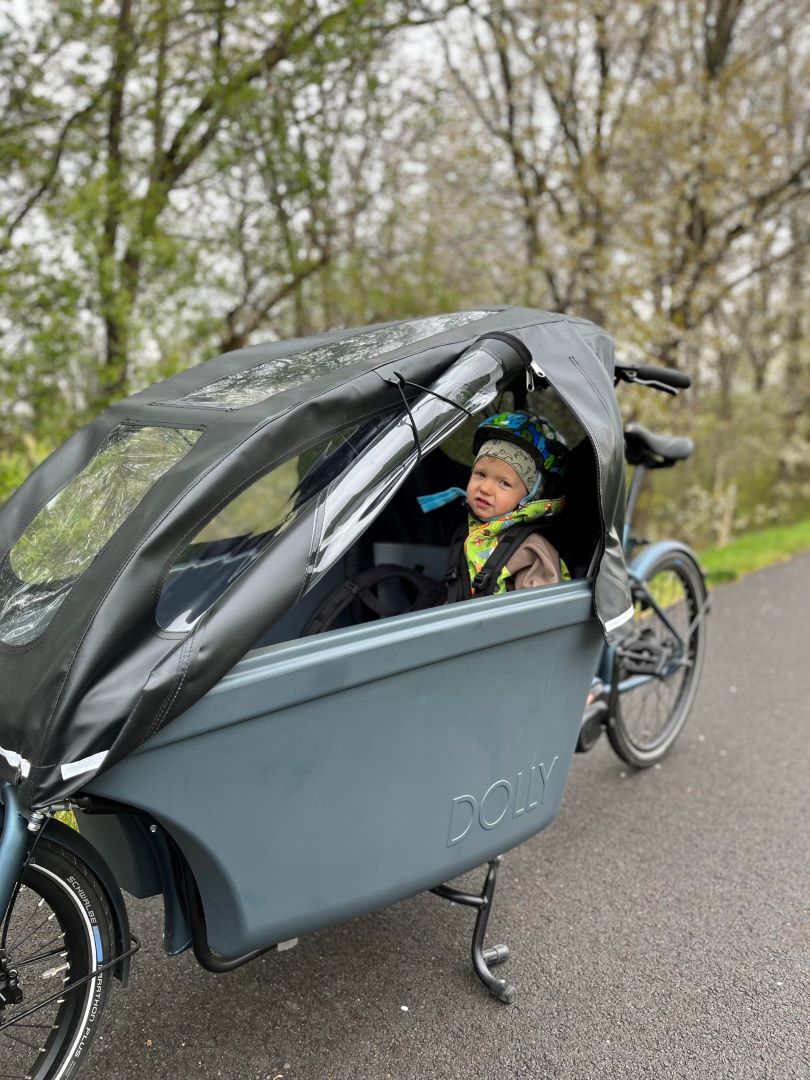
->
[[81, 553, 810, 1080]]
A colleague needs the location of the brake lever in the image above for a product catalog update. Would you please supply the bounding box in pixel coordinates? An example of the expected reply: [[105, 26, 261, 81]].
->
[[626, 378, 678, 399], [622, 372, 678, 395]]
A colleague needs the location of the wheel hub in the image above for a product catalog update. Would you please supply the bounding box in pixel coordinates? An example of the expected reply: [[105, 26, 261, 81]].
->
[[0, 948, 24, 1008]]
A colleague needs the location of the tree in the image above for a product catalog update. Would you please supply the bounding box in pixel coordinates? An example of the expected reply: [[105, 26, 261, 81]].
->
[[438, 0, 663, 321], [435, 0, 810, 362], [0, 0, 454, 433]]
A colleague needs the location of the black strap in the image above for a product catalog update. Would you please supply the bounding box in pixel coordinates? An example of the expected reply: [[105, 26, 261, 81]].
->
[[303, 564, 446, 636], [445, 522, 543, 602], [444, 524, 470, 603]]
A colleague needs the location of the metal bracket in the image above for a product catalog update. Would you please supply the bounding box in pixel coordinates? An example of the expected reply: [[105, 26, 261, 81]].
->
[[0, 935, 140, 1031]]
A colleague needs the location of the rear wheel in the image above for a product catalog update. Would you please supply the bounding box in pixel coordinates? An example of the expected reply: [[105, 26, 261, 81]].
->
[[0, 837, 114, 1080], [607, 550, 707, 768]]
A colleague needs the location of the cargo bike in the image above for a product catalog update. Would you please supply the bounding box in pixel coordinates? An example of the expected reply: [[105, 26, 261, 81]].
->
[[0, 308, 707, 1078]]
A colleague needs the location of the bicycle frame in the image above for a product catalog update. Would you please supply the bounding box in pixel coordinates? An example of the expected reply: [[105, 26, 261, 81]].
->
[[585, 457, 708, 728], [0, 783, 29, 921]]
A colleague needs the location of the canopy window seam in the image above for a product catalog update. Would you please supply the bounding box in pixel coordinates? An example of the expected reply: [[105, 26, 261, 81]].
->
[[568, 353, 624, 472], [115, 417, 207, 434], [144, 621, 202, 744]]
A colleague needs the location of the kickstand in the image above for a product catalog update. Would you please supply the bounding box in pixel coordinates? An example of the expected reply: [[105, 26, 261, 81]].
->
[[431, 855, 516, 1003]]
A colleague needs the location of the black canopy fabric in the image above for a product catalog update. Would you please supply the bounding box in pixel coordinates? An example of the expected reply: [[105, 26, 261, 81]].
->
[[0, 307, 632, 809]]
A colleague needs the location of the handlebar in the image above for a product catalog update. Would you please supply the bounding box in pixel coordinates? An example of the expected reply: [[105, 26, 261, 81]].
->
[[614, 361, 691, 395]]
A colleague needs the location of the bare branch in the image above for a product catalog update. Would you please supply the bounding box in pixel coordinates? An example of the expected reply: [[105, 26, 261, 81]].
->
[[0, 94, 101, 254], [220, 252, 332, 352]]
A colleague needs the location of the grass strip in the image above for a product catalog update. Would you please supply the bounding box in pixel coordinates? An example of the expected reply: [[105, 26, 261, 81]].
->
[[699, 517, 810, 584]]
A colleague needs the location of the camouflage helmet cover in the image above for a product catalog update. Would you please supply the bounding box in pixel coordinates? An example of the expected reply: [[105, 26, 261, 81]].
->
[[473, 411, 568, 485]]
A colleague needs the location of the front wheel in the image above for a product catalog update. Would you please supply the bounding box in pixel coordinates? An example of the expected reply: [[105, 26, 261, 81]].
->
[[0, 836, 115, 1080], [607, 550, 707, 768]]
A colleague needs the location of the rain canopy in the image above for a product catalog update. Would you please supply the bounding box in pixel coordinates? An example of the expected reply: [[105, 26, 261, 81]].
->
[[0, 307, 632, 809]]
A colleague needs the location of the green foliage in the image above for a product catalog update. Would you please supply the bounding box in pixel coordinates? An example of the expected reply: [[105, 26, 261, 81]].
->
[[700, 517, 810, 585], [0, 449, 38, 507], [54, 809, 79, 831], [631, 391, 808, 550], [194, 458, 301, 543]]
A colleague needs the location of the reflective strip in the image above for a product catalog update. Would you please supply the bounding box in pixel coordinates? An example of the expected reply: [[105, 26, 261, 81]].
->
[[60, 750, 108, 781], [605, 605, 634, 633], [0, 745, 31, 778]]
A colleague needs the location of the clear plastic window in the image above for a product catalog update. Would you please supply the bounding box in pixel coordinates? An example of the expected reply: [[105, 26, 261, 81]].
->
[[155, 413, 398, 632], [308, 346, 506, 582], [0, 424, 202, 646], [177, 311, 492, 408]]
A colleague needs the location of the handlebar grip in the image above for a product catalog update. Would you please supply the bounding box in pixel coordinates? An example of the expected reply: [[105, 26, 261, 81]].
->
[[616, 362, 691, 392]]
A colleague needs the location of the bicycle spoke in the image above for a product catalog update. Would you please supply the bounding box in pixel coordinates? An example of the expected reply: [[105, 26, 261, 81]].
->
[[2, 889, 42, 951], [7, 911, 58, 955], [2, 1027, 42, 1051], [2, 1022, 53, 1029], [15, 938, 66, 967]]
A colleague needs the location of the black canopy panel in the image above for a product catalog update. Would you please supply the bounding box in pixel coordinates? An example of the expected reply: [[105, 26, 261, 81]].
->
[[0, 308, 631, 808]]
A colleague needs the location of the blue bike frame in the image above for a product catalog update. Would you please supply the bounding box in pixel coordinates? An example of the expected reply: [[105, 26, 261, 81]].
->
[[0, 782, 29, 920], [595, 458, 708, 703]]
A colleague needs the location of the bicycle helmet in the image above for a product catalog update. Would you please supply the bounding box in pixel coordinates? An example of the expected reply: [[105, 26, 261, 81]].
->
[[473, 411, 567, 504]]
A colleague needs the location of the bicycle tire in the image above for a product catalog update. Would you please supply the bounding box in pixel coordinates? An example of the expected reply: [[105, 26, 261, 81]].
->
[[607, 549, 707, 768], [0, 836, 114, 1080]]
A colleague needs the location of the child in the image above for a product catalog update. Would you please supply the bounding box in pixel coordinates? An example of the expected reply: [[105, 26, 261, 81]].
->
[[419, 411, 567, 598]]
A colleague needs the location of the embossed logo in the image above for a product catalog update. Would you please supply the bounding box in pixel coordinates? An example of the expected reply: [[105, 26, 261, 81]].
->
[[446, 757, 559, 846]]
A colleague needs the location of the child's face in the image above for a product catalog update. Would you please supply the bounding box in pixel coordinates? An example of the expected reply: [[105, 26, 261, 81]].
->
[[467, 456, 529, 519]]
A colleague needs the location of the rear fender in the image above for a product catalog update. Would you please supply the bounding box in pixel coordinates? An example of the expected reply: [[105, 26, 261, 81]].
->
[[628, 540, 707, 596], [73, 807, 192, 958]]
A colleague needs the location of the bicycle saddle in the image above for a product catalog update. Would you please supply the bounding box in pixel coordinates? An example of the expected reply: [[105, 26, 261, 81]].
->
[[624, 422, 694, 468]]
